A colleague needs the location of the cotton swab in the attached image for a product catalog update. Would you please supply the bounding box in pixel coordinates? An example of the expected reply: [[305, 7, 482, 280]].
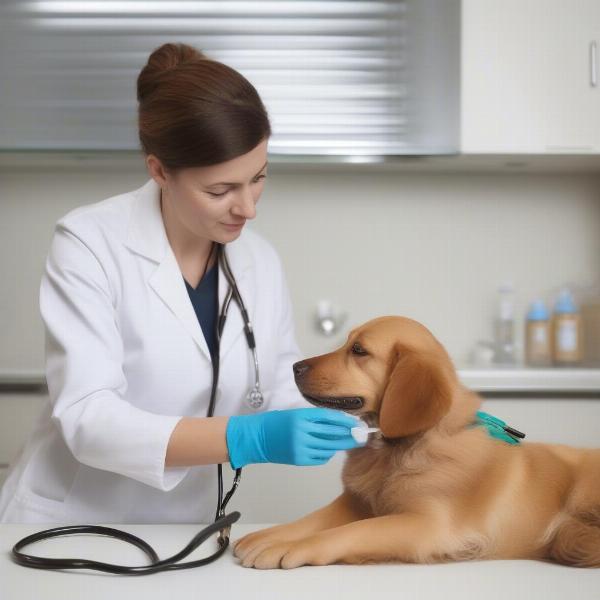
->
[[350, 420, 381, 444]]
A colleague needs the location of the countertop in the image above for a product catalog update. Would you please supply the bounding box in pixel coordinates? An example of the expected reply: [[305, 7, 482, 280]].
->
[[457, 366, 600, 393], [2, 523, 599, 600]]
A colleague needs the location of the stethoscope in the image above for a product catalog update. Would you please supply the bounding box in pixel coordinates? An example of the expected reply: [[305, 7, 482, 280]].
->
[[12, 243, 261, 574]]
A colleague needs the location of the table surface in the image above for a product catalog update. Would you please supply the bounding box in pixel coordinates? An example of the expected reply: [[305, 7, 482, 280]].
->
[[2, 523, 599, 600]]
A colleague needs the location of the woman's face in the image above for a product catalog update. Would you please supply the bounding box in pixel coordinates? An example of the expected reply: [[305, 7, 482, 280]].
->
[[148, 138, 269, 246]]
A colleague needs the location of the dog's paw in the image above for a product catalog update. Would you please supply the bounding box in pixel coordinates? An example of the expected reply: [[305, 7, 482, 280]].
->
[[238, 538, 326, 569], [238, 539, 296, 569], [233, 524, 294, 561], [234, 534, 333, 569]]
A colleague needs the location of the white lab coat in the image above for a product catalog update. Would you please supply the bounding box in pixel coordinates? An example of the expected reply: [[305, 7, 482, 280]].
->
[[0, 177, 308, 524]]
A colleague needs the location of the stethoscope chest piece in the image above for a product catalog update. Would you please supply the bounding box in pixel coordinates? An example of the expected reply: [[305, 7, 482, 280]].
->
[[246, 387, 264, 409]]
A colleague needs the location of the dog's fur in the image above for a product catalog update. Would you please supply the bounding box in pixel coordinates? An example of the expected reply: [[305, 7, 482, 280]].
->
[[233, 316, 600, 569]]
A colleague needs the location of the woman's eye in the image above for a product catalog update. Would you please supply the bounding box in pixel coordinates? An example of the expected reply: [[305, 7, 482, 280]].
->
[[207, 176, 265, 197], [351, 343, 368, 356]]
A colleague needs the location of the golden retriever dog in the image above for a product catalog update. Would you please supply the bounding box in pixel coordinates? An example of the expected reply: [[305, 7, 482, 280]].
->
[[232, 316, 600, 569]]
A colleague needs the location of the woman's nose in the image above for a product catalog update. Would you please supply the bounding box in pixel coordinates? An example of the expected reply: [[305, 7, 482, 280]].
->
[[232, 186, 256, 219]]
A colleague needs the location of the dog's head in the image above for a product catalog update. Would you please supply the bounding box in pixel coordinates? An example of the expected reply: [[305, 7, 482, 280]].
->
[[293, 316, 459, 440]]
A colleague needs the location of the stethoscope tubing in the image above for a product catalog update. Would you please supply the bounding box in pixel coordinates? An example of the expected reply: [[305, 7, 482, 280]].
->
[[12, 512, 240, 574]]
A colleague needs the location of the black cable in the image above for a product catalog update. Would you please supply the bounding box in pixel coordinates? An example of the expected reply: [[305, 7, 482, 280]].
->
[[11, 512, 240, 575]]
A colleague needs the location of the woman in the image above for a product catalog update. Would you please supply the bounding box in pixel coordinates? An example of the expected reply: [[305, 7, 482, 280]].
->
[[0, 43, 360, 524]]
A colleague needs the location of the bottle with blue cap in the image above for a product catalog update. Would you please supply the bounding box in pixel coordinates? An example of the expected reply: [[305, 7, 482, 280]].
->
[[552, 287, 583, 366], [525, 299, 551, 367]]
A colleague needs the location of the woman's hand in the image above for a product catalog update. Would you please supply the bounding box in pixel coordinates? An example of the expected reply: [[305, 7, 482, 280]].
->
[[225, 407, 360, 468]]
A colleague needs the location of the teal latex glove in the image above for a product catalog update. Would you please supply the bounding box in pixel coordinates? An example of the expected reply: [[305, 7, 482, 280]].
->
[[226, 407, 361, 469], [472, 410, 521, 444]]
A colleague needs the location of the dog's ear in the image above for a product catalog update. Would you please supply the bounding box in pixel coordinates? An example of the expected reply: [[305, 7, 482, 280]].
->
[[379, 345, 453, 439]]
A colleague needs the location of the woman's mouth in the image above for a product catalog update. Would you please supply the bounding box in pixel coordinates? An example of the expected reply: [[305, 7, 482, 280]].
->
[[221, 222, 244, 231]]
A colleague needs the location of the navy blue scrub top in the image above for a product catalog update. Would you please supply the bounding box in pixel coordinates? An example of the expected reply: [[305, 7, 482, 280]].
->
[[184, 263, 219, 361]]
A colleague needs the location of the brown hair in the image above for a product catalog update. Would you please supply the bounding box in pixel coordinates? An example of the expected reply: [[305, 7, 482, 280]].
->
[[137, 43, 271, 173]]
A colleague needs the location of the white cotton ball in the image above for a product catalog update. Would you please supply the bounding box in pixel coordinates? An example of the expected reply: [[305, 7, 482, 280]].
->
[[350, 419, 380, 444]]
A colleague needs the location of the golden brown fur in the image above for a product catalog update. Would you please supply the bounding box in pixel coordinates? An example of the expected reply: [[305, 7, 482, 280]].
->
[[233, 316, 600, 569]]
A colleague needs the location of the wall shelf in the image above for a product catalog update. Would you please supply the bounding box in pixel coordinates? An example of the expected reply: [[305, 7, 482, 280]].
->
[[0, 369, 46, 392], [458, 367, 600, 393], [2, 368, 600, 394]]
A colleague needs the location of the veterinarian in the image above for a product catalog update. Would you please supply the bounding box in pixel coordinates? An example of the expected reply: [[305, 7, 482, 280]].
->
[[0, 43, 360, 532]]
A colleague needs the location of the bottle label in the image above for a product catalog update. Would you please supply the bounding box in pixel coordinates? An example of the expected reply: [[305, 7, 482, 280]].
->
[[557, 321, 577, 352], [533, 326, 547, 345]]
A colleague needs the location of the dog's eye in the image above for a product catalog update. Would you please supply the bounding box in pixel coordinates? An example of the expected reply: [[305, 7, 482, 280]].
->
[[351, 342, 368, 356]]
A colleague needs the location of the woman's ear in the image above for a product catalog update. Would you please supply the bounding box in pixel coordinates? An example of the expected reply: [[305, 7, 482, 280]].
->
[[378, 346, 453, 439]]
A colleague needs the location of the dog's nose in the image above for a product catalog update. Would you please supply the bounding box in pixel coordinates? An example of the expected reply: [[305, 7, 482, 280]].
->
[[293, 361, 310, 379]]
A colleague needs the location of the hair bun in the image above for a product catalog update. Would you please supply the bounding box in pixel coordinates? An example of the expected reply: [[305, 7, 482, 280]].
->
[[137, 42, 207, 102]]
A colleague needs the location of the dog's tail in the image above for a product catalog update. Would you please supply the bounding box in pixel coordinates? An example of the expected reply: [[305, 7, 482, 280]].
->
[[548, 506, 600, 568]]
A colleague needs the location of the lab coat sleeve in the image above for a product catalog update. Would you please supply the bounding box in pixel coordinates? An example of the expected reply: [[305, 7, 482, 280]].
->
[[268, 251, 310, 411], [40, 224, 189, 491]]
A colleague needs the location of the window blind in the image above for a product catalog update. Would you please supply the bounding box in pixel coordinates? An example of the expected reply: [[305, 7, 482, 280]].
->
[[0, 0, 459, 156]]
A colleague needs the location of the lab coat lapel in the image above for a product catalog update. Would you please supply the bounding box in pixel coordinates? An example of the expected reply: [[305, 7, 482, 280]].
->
[[150, 248, 212, 360], [124, 178, 252, 363]]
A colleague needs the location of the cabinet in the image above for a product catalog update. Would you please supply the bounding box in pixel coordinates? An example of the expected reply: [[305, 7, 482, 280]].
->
[[0, 1, 460, 156], [461, 0, 600, 153]]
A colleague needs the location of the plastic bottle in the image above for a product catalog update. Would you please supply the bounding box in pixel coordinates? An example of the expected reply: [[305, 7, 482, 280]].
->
[[493, 283, 516, 365], [552, 288, 583, 366], [525, 299, 551, 367]]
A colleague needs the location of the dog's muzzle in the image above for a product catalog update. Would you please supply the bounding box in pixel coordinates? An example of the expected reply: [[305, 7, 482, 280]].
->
[[301, 394, 364, 410]]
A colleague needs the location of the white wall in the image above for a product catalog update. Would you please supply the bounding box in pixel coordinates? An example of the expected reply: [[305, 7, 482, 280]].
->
[[2, 161, 600, 522], [1, 162, 599, 369]]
